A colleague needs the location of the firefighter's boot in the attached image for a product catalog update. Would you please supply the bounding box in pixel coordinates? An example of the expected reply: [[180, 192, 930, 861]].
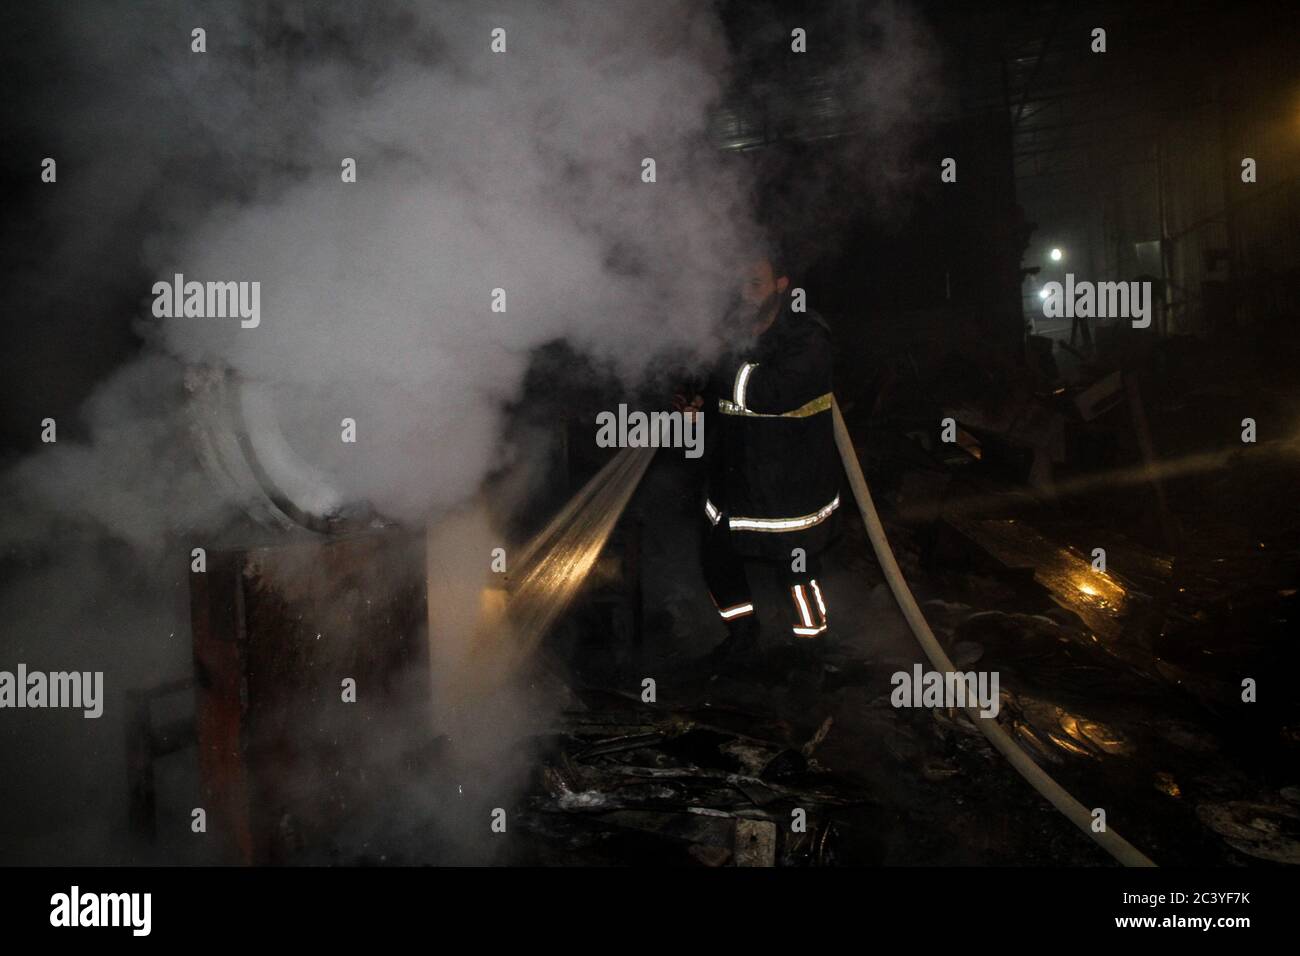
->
[[783, 637, 827, 695], [708, 615, 761, 675]]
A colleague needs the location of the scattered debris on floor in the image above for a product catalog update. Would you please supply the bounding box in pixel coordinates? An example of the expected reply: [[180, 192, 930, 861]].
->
[[516, 700, 851, 866]]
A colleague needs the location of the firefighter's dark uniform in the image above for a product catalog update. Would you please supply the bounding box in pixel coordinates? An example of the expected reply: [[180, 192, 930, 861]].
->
[[701, 299, 839, 640]]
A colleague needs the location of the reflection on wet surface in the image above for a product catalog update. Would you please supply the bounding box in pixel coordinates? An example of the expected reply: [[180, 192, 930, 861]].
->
[[533, 398, 1300, 866], [861, 482, 1296, 866], [946, 516, 1150, 641]]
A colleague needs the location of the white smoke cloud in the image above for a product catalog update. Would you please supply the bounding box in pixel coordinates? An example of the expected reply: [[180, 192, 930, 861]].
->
[[2, 0, 755, 542], [0, 0, 943, 863], [0, 0, 756, 863], [144, 0, 751, 524]]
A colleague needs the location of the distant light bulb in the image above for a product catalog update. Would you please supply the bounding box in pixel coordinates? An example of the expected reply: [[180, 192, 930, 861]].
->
[[1050, 248, 1063, 262], [1038, 287, 1050, 300]]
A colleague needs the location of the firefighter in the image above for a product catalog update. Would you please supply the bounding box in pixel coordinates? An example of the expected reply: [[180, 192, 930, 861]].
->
[[678, 248, 840, 680]]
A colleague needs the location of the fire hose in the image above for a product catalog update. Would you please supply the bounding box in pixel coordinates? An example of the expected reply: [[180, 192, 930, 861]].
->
[[523, 400, 1157, 864], [830, 397, 1156, 867]]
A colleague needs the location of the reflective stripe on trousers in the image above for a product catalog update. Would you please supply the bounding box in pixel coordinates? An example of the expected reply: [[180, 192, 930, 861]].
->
[[790, 579, 828, 638]]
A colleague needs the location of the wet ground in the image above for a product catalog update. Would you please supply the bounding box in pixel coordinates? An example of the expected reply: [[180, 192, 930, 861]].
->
[[504, 335, 1300, 867], [101, 336, 1300, 868]]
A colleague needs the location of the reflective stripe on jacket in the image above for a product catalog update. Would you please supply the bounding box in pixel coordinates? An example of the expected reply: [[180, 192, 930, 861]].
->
[[703, 302, 840, 560]]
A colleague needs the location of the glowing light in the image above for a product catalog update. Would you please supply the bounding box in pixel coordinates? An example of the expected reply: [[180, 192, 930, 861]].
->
[[1038, 287, 1051, 300], [1050, 247, 1063, 262]]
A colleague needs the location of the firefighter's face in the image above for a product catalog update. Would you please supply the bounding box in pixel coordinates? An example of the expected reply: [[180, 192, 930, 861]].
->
[[739, 259, 789, 317]]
